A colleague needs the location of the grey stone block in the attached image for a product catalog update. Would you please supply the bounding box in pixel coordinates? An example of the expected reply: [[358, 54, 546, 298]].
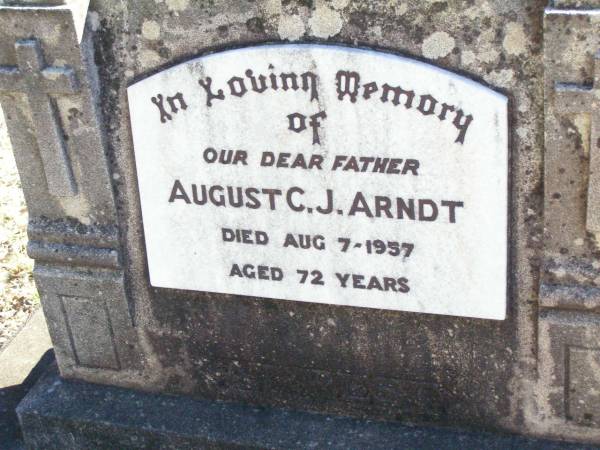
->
[[3, 0, 600, 445], [0, 2, 140, 386], [0, 4, 116, 224], [538, 311, 600, 429], [16, 363, 590, 450], [34, 266, 138, 375]]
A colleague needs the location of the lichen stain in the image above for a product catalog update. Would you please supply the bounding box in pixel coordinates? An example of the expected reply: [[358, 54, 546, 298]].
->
[[330, 0, 351, 10], [142, 20, 161, 40], [421, 31, 455, 59], [461, 50, 476, 66], [503, 22, 527, 56], [308, 2, 343, 39], [486, 68, 515, 89], [572, 113, 591, 158], [139, 49, 162, 68], [59, 196, 91, 225], [278, 15, 305, 41], [263, 0, 282, 16], [165, 0, 189, 12]]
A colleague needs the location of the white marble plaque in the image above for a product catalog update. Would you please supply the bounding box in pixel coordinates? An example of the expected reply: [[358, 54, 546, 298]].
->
[[128, 44, 508, 320]]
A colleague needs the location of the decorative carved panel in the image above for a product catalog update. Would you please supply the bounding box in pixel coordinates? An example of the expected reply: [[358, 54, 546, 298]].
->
[[541, 4, 600, 438], [0, 3, 138, 374]]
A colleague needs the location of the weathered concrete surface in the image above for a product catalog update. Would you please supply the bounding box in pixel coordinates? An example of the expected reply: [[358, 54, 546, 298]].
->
[[0, 2, 140, 386], [538, 5, 600, 443], [82, 0, 543, 436], [7, 0, 600, 446]]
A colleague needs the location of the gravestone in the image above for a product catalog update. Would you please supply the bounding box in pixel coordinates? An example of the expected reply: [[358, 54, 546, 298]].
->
[[1, 0, 599, 447]]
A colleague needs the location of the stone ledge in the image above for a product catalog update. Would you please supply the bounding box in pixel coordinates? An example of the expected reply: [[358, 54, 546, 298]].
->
[[0, 308, 53, 450], [0, 310, 52, 388], [17, 364, 589, 450]]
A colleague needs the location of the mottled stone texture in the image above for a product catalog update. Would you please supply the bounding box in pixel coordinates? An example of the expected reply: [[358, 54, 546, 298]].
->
[[5, 0, 600, 446], [17, 364, 585, 450], [0, 3, 140, 381], [86, 0, 542, 435], [539, 6, 600, 442]]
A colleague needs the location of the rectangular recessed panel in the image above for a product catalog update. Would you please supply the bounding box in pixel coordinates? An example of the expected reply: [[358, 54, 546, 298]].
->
[[567, 347, 600, 427], [60, 295, 119, 370]]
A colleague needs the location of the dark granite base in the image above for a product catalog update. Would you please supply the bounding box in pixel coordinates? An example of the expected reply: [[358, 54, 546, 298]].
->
[[17, 365, 594, 450]]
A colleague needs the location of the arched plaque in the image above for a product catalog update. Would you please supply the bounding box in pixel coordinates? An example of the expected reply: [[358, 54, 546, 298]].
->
[[128, 44, 508, 320]]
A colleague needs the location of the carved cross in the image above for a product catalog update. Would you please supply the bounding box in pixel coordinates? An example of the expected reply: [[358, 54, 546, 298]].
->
[[0, 39, 79, 197], [555, 50, 600, 232]]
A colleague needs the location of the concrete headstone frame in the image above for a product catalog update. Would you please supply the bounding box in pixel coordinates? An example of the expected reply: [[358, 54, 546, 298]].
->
[[540, 2, 600, 438], [1, 0, 600, 447], [0, 1, 139, 381]]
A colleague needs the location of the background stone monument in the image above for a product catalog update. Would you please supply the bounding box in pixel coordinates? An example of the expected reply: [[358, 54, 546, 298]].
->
[[1, 0, 600, 447]]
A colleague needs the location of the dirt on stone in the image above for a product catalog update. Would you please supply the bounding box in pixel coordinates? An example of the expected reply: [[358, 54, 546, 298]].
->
[[0, 107, 38, 351]]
